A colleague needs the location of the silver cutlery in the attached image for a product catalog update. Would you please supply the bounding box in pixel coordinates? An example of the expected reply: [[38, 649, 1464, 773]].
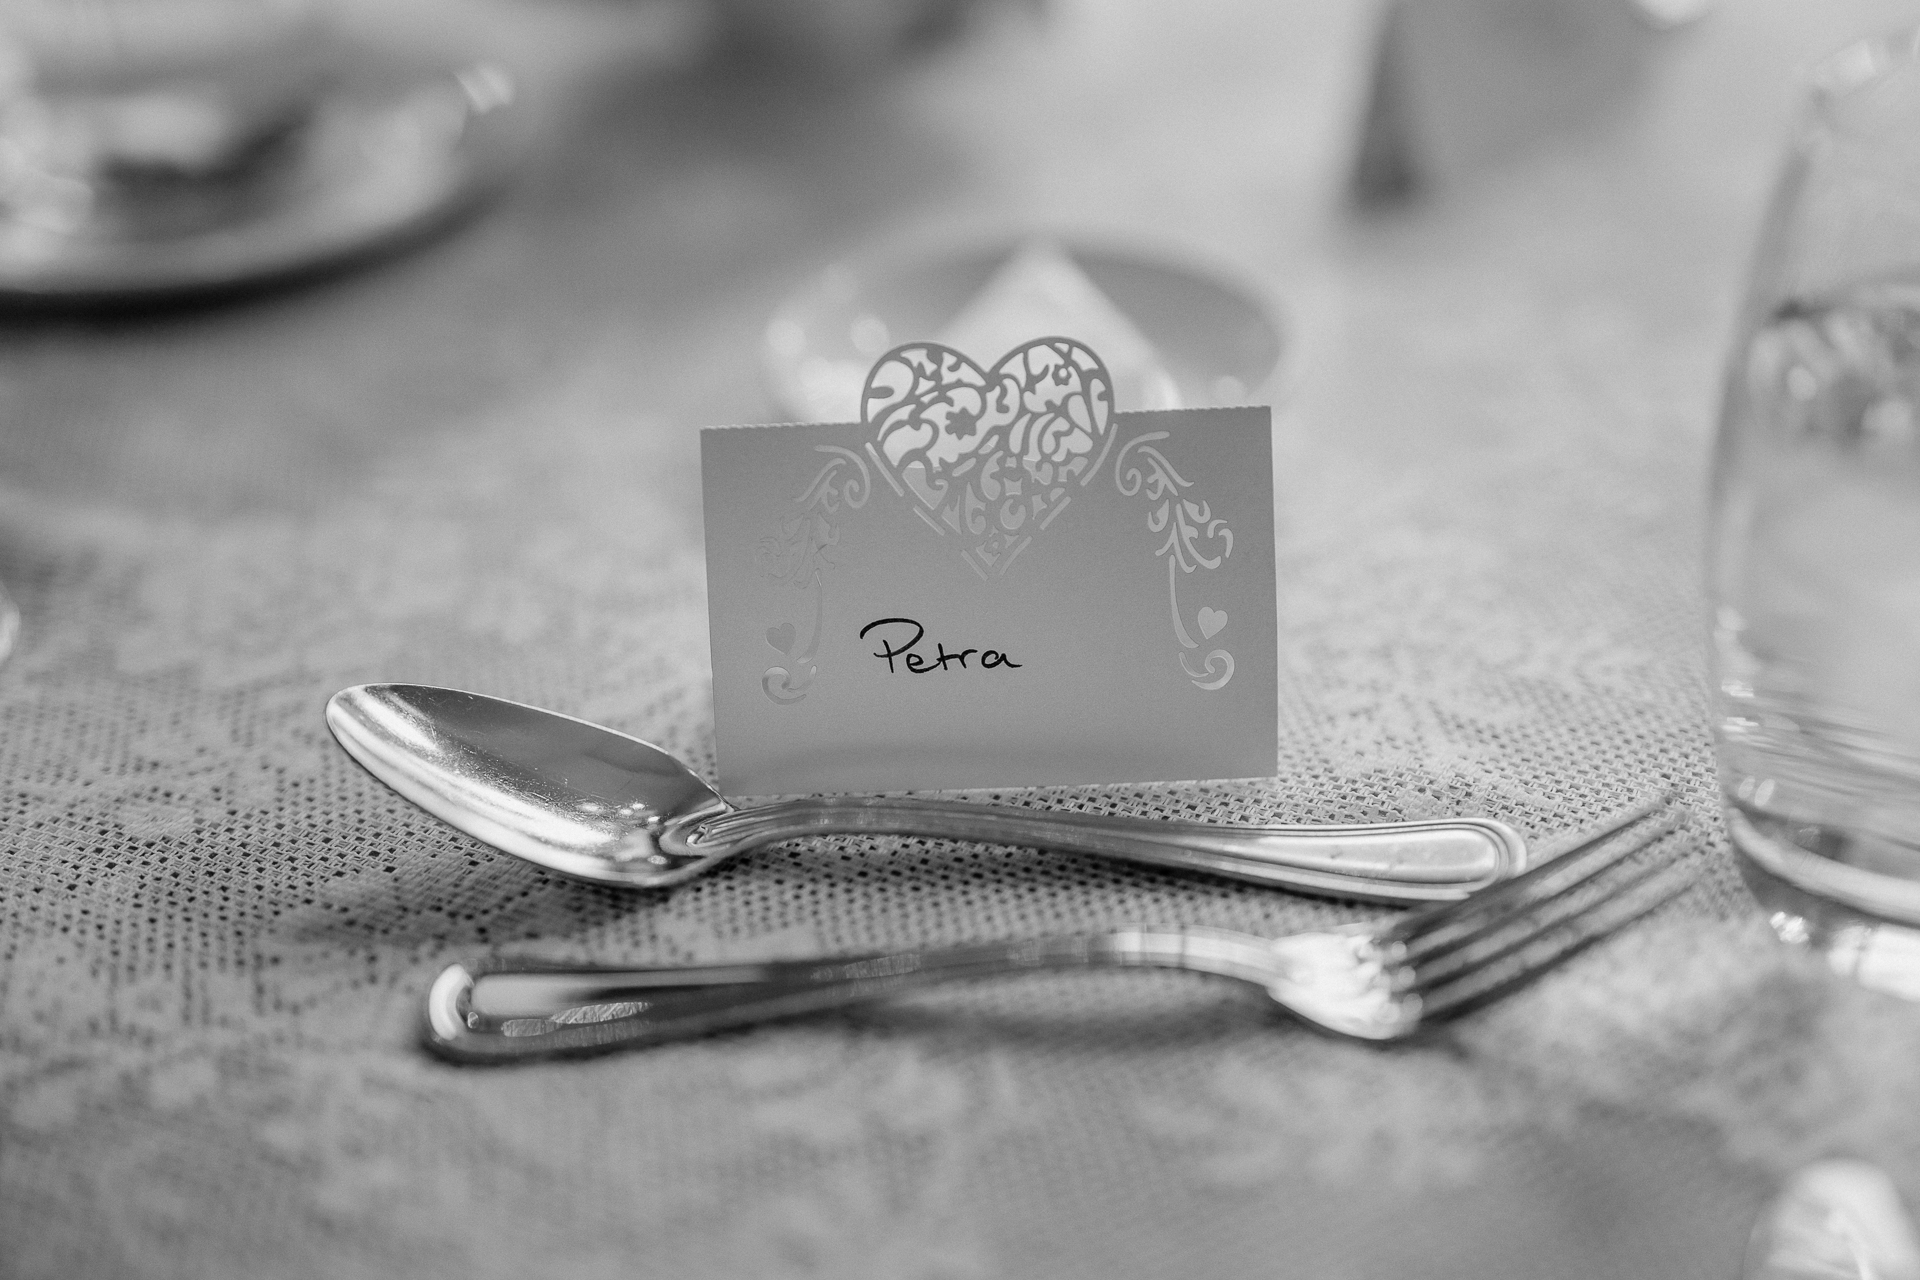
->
[[422, 795, 1690, 1062], [326, 683, 1527, 902]]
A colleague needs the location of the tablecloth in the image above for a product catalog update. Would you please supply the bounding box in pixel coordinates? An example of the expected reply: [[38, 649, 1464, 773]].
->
[[6, 2, 1920, 1276]]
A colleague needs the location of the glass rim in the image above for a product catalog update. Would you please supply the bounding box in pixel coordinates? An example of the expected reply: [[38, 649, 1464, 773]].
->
[[1807, 26, 1920, 104]]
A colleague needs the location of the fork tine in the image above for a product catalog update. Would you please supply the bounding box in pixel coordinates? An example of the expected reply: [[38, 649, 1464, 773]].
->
[[1412, 861, 1695, 1022], [1380, 792, 1677, 958], [1393, 804, 1685, 968], [1399, 845, 1685, 994]]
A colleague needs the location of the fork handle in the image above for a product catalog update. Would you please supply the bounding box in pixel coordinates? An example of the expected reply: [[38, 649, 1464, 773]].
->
[[423, 928, 1283, 1063], [675, 801, 1526, 902]]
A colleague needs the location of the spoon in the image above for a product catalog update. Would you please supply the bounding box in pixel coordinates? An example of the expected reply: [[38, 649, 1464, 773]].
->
[[324, 683, 1527, 901]]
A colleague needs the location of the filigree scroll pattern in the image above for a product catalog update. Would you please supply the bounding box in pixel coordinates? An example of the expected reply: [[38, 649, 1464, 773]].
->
[[1114, 431, 1235, 690], [753, 343, 1234, 704], [863, 338, 1116, 581], [756, 445, 871, 704]]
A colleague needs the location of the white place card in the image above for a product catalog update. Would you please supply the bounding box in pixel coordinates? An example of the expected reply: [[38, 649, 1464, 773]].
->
[[702, 338, 1277, 795]]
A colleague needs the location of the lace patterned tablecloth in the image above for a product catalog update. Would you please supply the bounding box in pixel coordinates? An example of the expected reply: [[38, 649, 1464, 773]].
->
[[6, 3, 1920, 1277]]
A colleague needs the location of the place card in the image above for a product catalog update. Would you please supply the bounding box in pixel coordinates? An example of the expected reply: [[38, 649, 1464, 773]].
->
[[702, 338, 1276, 796]]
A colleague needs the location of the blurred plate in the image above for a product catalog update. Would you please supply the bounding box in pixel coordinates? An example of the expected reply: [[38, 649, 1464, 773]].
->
[[0, 56, 519, 305], [764, 233, 1284, 422]]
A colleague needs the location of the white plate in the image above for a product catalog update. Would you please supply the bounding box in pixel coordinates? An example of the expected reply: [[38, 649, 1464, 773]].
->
[[0, 56, 519, 305], [764, 233, 1284, 422]]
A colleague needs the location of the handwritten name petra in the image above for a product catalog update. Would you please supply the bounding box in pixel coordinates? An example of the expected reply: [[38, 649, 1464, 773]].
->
[[860, 617, 1024, 675]]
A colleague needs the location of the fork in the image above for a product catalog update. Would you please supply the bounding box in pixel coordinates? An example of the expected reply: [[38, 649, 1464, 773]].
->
[[423, 796, 1693, 1063]]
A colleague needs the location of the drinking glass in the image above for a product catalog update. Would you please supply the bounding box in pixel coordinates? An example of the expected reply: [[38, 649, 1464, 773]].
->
[[1711, 28, 1920, 966], [0, 575, 14, 666]]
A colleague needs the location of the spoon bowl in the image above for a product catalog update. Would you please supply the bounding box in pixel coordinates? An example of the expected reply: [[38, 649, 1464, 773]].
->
[[327, 682, 729, 885], [325, 683, 1527, 902]]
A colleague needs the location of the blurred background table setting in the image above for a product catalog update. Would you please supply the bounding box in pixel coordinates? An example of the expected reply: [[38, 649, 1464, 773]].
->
[[10, 1, 1920, 1277]]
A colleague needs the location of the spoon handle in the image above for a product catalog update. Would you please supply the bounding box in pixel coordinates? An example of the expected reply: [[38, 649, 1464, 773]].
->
[[674, 800, 1526, 902], [422, 926, 1280, 1063]]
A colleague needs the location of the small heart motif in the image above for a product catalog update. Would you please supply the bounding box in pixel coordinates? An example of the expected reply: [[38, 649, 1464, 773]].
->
[[863, 337, 1115, 578], [766, 622, 797, 654], [1197, 607, 1227, 640]]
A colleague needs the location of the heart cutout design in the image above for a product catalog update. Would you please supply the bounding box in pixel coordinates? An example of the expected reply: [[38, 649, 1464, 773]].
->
[[766, 622, 796, 654], [1197, 607, 1227, 640], [863, 338, 1116, 578]]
